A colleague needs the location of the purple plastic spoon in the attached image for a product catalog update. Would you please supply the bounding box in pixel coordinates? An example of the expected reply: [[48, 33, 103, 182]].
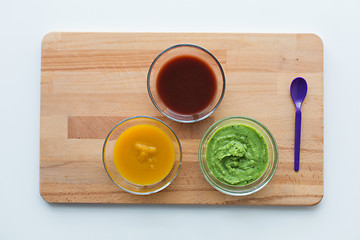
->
[[290, 77, 308, 172]]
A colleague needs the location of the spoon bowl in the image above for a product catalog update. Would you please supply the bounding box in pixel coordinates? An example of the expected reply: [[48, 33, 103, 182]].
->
[[291, 77, 308, 108]]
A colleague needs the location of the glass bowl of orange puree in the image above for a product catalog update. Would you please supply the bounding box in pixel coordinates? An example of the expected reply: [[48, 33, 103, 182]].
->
[[102, 116, 182, 195]]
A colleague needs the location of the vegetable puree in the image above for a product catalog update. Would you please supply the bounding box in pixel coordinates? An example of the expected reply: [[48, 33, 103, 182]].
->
[[113, 124, 174, 185], [206, 124, 268, 185]]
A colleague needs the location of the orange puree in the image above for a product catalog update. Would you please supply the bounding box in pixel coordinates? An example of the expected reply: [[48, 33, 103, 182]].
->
[[113, 124, 175, 185]]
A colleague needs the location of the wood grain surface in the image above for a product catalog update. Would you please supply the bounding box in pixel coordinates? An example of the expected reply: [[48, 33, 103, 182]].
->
[[40, 32, 323, 205]]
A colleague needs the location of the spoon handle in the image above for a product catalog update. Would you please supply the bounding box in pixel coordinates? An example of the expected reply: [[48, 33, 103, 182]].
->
[[294, 108, 302, 171]]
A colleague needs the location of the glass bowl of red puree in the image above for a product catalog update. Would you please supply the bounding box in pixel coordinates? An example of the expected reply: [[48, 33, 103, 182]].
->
[[103, 116, 182, 195], [147, 44, 225, 123], [199, 116, 278, 196]]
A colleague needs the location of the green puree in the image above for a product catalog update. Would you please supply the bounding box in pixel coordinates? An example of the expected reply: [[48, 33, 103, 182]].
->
[[206, 124, 268, 186]]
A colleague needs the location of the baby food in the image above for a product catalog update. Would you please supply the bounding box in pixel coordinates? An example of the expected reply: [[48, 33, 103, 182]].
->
[[113, 124, 175, 185], [205, 124, 268, 186], [156, 55, 217, 115]]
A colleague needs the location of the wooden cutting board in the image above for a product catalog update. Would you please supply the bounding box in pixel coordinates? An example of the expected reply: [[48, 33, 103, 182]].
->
[[40, 32, 323, 205]]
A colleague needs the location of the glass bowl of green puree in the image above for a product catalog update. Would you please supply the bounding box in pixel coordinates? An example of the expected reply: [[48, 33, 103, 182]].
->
[[199, 116, 278, 196]]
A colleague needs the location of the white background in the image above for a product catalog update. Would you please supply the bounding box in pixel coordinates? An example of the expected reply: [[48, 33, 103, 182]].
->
[[1, 0, 359, 239]]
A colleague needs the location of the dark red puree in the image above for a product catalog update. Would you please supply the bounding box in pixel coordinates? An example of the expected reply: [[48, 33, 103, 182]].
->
[[156, 55, 217, 115]]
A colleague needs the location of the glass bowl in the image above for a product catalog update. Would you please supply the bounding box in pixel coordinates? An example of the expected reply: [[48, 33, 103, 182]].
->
[[147, 44, 225, 123], [102, 116, 182, 195], [198, 116, 278, 196]]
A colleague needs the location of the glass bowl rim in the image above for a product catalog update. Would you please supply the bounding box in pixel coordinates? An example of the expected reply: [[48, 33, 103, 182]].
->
[[102, 115, 182, 195], [198, 115, 278, 196], [147, 43, 226, 123]]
